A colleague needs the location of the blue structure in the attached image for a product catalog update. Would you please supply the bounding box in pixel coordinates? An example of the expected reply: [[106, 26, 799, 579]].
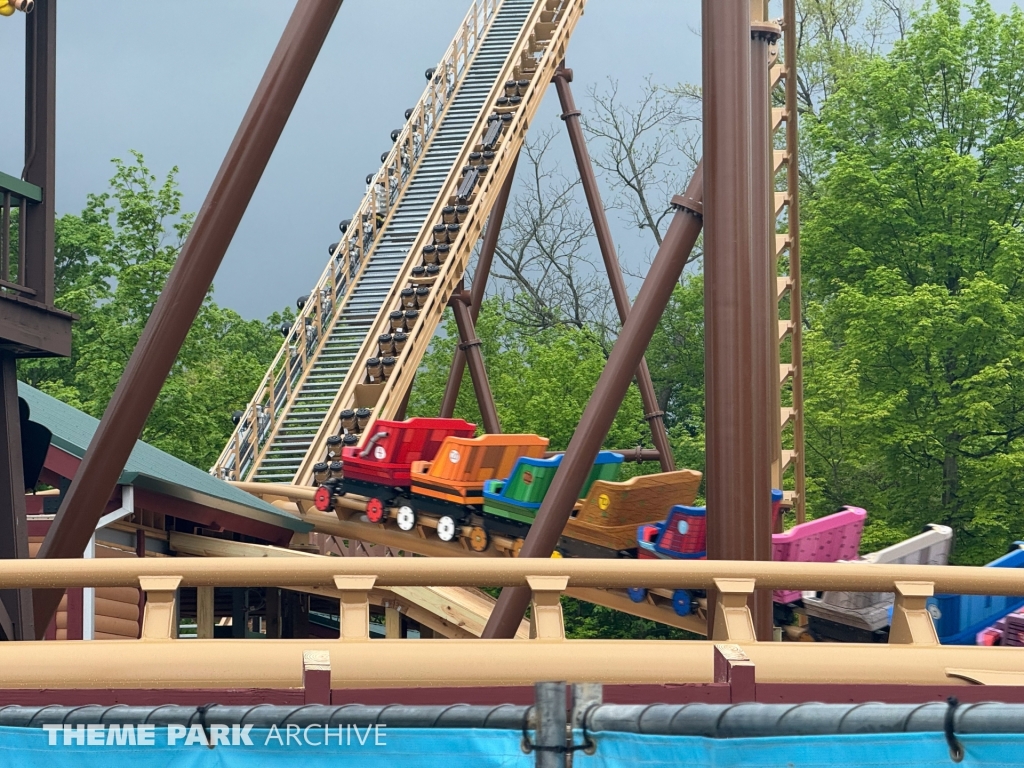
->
[[931, 543, 1024, 645]]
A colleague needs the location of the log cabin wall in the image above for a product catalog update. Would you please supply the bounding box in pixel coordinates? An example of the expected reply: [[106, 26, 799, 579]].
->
[[29, 531, 141, 640]]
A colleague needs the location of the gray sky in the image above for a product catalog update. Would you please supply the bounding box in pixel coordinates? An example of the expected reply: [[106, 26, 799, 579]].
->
[[1, 1, 1019, 320], [0, 0, 702, 320]]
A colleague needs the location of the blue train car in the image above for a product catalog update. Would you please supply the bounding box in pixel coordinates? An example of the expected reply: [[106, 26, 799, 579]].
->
[[930, 543, 1024, 645]]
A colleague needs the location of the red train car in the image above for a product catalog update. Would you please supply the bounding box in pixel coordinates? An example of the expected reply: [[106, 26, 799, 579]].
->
[[338, 417, 476, 501]]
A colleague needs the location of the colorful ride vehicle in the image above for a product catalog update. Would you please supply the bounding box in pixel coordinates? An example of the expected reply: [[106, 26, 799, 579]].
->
[[802, 524, 953, 642], [637, 505, 708, 561], [930, 542, 1024, 645], [407, 433, 550, 549], [313, 417, 476, 515], [481, 451, 624, 525], [630, 496, 866, 617], [631, 504, 708, 616], [772, 506, 866, 604], [564, 469, 703, 553], [339, 417, 476, 499]]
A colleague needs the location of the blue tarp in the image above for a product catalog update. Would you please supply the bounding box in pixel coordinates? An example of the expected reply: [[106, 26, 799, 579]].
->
[[0, 726, 1020, 767], [577, 731, 1021, 768]]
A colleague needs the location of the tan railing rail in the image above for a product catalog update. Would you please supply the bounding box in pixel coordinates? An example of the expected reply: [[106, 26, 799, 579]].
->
[[3, 558, 1024, 690], [5, 557, 1024, 645], [211, 0, 503, 482]]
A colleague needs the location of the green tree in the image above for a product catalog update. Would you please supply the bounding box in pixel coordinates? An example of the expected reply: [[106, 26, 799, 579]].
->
[[20, 152, 284, 469], [409, 296, 647, 452], [801, 0, 1024, 561]]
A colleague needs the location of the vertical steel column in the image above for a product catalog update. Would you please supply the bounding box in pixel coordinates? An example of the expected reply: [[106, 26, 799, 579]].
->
[[34, 0, 346, 637], [0, 353, 32, 640], [450, 287, 501, 434], [553, 66, 675, 473], [703, 0, 772, 639], [21, 0, 55, 304], [784, 0, 806, 524], [483, 167, 704, 639], [533, 682, 567, 768], [750, 11, 782, 640], [439, 154, 520, 419]]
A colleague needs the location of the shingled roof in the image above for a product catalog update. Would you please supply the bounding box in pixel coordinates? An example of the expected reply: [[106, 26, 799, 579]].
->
[[19, 383, 312, 535]]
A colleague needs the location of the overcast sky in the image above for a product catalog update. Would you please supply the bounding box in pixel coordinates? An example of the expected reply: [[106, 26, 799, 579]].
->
[[0, 1, 1019, 320], [0, 0, 703, 320]]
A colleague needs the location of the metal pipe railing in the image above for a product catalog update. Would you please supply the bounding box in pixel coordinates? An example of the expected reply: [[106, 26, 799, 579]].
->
[[6, 699, 1024, 737]]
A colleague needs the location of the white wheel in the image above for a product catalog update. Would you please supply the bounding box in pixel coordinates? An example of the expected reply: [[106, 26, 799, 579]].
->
[[437, 515, 456, 542], [396, 505, 416, 532]]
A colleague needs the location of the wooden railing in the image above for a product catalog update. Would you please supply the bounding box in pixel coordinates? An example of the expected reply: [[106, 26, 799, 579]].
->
[[0, 170, 43, 298], [211, 0, 503, 482], [0, 558, 1022, 690]]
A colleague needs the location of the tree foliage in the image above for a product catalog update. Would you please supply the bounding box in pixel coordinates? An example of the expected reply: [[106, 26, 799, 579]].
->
[[19, 153, 285, 470], [802, 0, 1024, 561]]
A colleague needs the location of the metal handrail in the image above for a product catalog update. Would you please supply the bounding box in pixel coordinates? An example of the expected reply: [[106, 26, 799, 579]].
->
[[212, 0, 502, 481], [2, 557, 1022, 595]]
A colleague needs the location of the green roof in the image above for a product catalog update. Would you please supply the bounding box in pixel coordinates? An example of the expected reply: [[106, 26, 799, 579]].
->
[[19, 383, 312, 534]]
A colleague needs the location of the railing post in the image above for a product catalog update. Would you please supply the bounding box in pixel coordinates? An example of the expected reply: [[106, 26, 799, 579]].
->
[[527, 575, 567, 640], [889, 581, 939, 645], [196, 585, 214, 639], [711, 578, 757, 642], [533, 681, 567, 768], [303, 650, 332, 704], [138, 576, 182, 640], [333, 575, 376, 640]]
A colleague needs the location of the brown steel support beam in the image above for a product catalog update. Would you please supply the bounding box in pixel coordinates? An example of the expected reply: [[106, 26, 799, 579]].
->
[[32, 0, 345, 637], [439, 154, 519, 418], [703, 0, 773, 640], [482, 166, 704, 639], [0, 353, 32, 640], [553, 66, 675, 474], [21, 0, 55, 306], [450, 287, 501, 434], [751, 17, 782, 640]]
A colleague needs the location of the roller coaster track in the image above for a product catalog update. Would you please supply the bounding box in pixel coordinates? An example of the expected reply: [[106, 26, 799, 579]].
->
[[234, 481, 708, 636], [214, 0, 581, 484]]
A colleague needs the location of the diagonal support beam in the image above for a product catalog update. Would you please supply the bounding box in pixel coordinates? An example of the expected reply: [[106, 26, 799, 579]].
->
[[439, 154, 520, 419], [449, 287, 501, 434], [483, 164, 704, 639], [33, 0, 346, 637], [0, 353, 32, 640], [553, 66, 674, 473]]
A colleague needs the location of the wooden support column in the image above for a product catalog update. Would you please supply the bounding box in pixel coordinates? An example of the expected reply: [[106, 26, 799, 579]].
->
[[265, 587, 282, 638], [195, 586, 214, 639], [450, 288, 501, 434], [553, 65, 674, 473], [703, 0, 773, 640], [231, 587, 247, 639], [0, 353, 32, 640], [440, 154, 519, 418], [22, 0, 56, 304], [385, 605, 402, 639]]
